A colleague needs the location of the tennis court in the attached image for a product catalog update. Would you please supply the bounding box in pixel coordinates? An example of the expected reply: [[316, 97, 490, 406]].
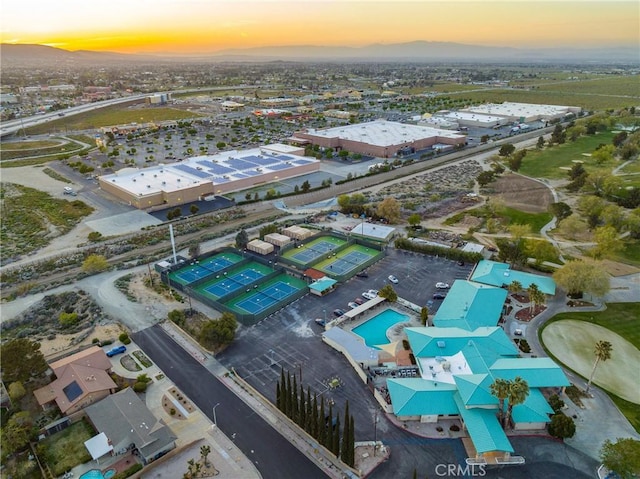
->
[[227, 277, 306, 315], [169, 252, 243, 285], [283, 237, 347, 265], [316, 245, 378, 276], [197, 264, 272, 299]]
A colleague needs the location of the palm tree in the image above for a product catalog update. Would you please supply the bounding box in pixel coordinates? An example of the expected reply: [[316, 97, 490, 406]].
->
[[531, 287, 546, 316], [504, 377, 530, 429], [200, 444, 211, 466], [489, 378, 511, 426], [586, 340, 613, 394], [507, 280, 523, 297], [527, 284, 541, 315]]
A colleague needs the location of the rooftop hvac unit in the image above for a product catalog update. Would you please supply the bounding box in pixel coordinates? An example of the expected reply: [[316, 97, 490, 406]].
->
[[442, 361, 451, 372], [146, 185, 151, 188], [132, 179, 136, 182], [162, 181, 166, 185], [437, 341, 446, 348], [154, 174, 157, 177]]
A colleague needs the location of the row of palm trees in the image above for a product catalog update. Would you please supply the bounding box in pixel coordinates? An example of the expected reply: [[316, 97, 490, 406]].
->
[[507, 280, 546, 315]]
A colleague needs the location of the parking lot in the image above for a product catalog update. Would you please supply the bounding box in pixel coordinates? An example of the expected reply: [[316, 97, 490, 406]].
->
[[217, 246, 473, 435]]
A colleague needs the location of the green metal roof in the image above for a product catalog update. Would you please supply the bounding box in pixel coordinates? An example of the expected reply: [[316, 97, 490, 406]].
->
[[309, 277, 337, 292], [490, 358, 570, 387], [471, 260, 556, 295], [509, 388, 554, 424], [453, 393, 514, 454], [387, 378, 459, 416], [454, 374, 498, 407], [406, 326, 518, 358], [433, 281, 507, 331]]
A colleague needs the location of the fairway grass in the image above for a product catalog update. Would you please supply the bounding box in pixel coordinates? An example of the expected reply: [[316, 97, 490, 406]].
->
[[518, 131, 615, 179], [541, 320, 640, 404]]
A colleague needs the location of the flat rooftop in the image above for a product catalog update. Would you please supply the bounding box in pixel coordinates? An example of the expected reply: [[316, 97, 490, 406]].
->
[[437, 111, 505, 124], [101, 144, 319, 196], [302, 120, 465, 147], [462, 102, 579, 119]]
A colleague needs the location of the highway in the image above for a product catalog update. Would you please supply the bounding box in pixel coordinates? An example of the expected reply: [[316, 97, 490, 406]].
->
[[133, 325, 328, 479]]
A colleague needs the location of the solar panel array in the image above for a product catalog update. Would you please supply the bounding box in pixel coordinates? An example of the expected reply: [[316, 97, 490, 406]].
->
[[166, 151, 318, 185], [173, 164, 211, 179]]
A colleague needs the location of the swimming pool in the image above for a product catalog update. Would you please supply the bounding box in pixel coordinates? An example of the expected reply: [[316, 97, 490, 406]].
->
[[352, 309, 409, 348], [79, 469, 116, 479]]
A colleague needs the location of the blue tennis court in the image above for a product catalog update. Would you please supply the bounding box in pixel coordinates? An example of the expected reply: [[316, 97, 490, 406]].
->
[[199, 268, 267, 299], [320, 249, 375, 275], [234, 281, 300, 314], [289, 241, 340, 264]]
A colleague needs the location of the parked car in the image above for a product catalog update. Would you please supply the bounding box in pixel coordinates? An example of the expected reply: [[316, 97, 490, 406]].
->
[[433, 293, 447, 300], [106, 345, 127, 357], [388, 275, 399, 284], [333, 309, 346, 317], [368, 289, 379, 296], [362, 291, 376, 300], [435, 282, 450, 289], [354, 297, 365, 305], [314, 318, 325, 326], [356, 271, 369, 278], [514, 329, 523, 336], [348, 302, 359, 309]]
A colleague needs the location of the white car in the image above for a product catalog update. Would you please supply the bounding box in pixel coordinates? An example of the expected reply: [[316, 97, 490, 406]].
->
[[388, 275, 399, 284], [362, 291, 376, 300], [348, 302, 359, 309], [435, 282, 450, 289], [368, 289, 379, 295]]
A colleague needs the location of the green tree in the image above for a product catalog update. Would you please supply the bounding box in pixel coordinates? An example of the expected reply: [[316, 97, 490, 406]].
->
[[189, 204, 199, 215], [548, 394, 565, 414], [548, 413, 576, 439], [600, 438, 640, 479], [301, 180, 311, 193], [476, 170, 495, 187], [408, 213, 422, 228], [7, 381, 26, 402], [549, 202, 572, 221], [82, 254, 109, 273], [592, 144, 616, 165], [376, 197, 401, 224], [577, 195, 606, 229], [235, 229, 249, 249], [378, 284, 397, 302], [507, 280, 523, 296], [499, 143, 516, 157], [591, 225, 624, 259], [198, 312, 237, 350], [259, 223, 278, 238], [216, 141, 226, 149], [420, 306, 429, 326], [489, 378, 511, 426], [1, 412, 33, 455], [586, 340, 613, 394], [0, 339, 48, 383], [526, 284, 541, 314], [553, 259, 611, 298], [504, 377, 529, 429], [536, 136, 545, 149]]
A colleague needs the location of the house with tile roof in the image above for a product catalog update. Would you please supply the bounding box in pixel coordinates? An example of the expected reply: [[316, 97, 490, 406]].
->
[[386, 326, 569, 464], [33, 346, 117, 415]]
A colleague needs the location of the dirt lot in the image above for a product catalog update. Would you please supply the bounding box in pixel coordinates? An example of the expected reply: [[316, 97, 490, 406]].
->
[[490, 173, 554, 213]]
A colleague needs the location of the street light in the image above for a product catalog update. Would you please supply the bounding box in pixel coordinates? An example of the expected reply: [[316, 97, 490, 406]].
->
[[373, 411, 378, 456], [212, 402, 221, 428]]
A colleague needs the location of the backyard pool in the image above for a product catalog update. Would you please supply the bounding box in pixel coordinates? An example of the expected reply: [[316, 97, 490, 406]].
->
[[352, 309, 410, 348], [79, 469, 116, 479]]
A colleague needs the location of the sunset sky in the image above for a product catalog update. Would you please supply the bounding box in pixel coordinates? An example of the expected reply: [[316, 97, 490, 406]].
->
[[1, 1, 638, 54]]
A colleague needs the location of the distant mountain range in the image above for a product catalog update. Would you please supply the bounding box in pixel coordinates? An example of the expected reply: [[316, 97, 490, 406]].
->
[[2, 41, 637, 65]]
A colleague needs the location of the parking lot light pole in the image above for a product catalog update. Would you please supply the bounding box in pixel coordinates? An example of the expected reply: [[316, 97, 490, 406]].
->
[[212, 402, 220, 428]]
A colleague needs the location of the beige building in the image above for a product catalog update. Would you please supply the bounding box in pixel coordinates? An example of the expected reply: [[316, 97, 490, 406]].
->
[[99, 144, 320, 209], [295, 120, 466, 158]]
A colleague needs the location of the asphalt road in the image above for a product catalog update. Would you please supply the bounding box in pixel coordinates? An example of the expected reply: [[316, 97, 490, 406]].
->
[[132, 325, 327, 479]]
